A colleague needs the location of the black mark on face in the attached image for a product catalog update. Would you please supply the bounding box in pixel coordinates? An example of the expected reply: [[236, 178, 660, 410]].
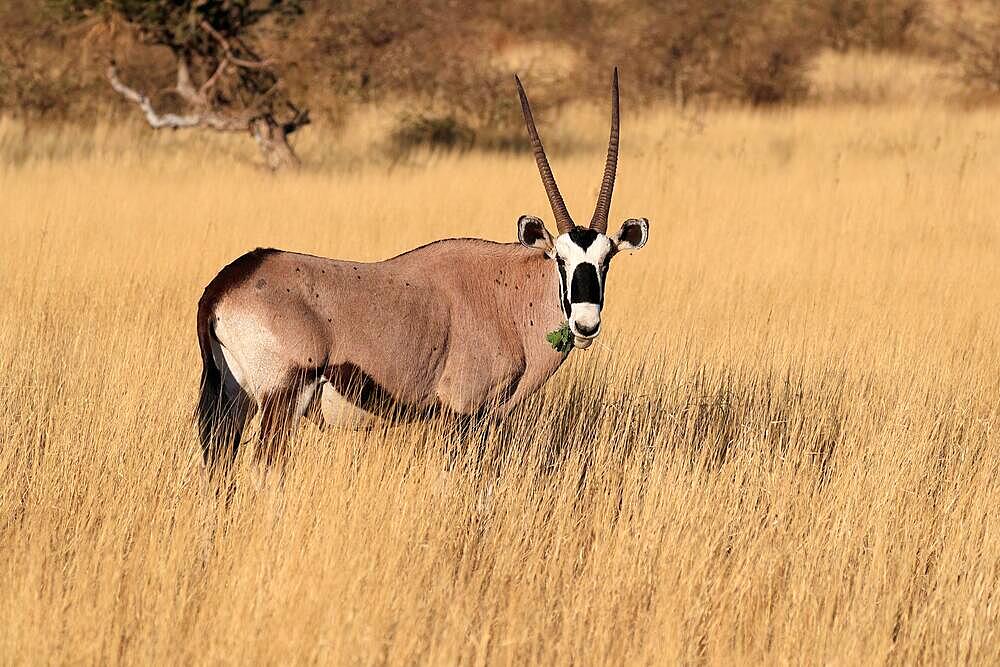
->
[[571, 263, 601, 305], [256, 278, 267, 289], [556, 259, 571, 317], [568, 227, 599, 250]]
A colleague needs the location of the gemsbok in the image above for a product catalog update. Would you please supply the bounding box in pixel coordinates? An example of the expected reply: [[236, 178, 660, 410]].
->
[[196, 68, 649, 468]]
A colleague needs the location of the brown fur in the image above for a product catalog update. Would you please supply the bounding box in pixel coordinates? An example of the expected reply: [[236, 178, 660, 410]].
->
[[197, 239, 568, 466]]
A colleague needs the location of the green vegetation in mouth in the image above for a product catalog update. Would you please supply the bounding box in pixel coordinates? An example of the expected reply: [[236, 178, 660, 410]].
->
[[546, 322, 574, 354]]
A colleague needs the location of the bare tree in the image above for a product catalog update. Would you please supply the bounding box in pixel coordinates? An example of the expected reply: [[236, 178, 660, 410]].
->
[[66, 0, 310, 170]]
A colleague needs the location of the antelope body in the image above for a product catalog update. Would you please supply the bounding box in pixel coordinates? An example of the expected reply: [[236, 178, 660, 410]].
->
[[197, 70, 649, 468]]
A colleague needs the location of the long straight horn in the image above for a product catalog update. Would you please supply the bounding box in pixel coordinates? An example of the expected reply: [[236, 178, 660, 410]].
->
[[590, 67, 620, 234], [515, 74, 574, 234]]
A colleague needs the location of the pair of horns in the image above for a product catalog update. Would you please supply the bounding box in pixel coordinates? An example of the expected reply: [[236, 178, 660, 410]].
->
[[515, 67, 619, 235]]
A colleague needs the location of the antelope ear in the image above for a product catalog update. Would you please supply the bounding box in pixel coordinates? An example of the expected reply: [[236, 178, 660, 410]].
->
[[612, 218, 649, 251], [517, 215, 555, 255]]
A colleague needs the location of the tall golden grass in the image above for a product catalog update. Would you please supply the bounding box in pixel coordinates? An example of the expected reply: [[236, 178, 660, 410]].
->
[[1, 100, 998, 664]]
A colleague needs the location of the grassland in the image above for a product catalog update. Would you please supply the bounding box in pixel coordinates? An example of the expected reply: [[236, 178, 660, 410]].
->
[[1, 99, 998, 664]]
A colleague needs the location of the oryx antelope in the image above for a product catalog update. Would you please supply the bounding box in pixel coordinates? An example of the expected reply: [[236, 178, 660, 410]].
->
[[196, 68, 649, 468]]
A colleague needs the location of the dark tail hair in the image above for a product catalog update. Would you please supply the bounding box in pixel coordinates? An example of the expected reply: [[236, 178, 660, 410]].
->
[[196, 299, 225, 465]]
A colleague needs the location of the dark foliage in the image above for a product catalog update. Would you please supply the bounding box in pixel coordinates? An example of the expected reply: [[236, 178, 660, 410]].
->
[[817, 0, 925, 52], [942, 2, 1000, 95], [0, 0, 979, 143]]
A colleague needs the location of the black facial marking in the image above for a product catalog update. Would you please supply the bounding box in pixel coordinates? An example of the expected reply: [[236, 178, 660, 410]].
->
[[568, 227, 599, 250], [556, 259, 571, 317], [571, 263, 602, 305]]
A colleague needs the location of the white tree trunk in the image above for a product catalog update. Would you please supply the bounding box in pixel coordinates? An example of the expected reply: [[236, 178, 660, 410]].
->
[[251, 117, 301, 172]]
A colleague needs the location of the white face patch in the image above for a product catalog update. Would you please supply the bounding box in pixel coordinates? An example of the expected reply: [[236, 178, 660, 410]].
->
[[552, 229, 615, 343]]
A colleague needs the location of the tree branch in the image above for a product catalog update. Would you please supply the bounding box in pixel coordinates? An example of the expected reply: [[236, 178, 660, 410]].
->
[[229, 54, 277, 70], [282, 102, 311, 135], [200, 20, 276, 70], [107, 63, 203, 129], [107, 63, 251, 132], [174, 57, 207, 107], [199, 57, 230, 100]]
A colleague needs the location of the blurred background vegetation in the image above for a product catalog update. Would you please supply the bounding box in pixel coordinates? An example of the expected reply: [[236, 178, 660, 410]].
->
[[2, 0, 1000, 155]]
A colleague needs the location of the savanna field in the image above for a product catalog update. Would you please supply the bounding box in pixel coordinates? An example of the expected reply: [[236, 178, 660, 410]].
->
[[1, 97, 999, 663]]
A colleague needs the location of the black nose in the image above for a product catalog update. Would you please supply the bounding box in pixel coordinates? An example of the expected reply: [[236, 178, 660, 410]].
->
[[575, 321, 599, 337]]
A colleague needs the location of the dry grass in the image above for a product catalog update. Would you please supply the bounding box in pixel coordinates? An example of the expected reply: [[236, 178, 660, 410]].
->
[[1, 100, 999, 664], [807, 50, 959, 106]]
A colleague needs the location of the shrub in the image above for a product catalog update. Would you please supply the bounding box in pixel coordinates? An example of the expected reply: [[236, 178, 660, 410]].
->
[[817, 0, 926, 52], [941, 1, 1000, 95], [573, 0, 821, 107], [388, 114, 476, 153]]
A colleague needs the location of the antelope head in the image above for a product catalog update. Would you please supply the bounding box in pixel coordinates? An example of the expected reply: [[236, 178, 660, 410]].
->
[[515, 69, 649, 350]]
